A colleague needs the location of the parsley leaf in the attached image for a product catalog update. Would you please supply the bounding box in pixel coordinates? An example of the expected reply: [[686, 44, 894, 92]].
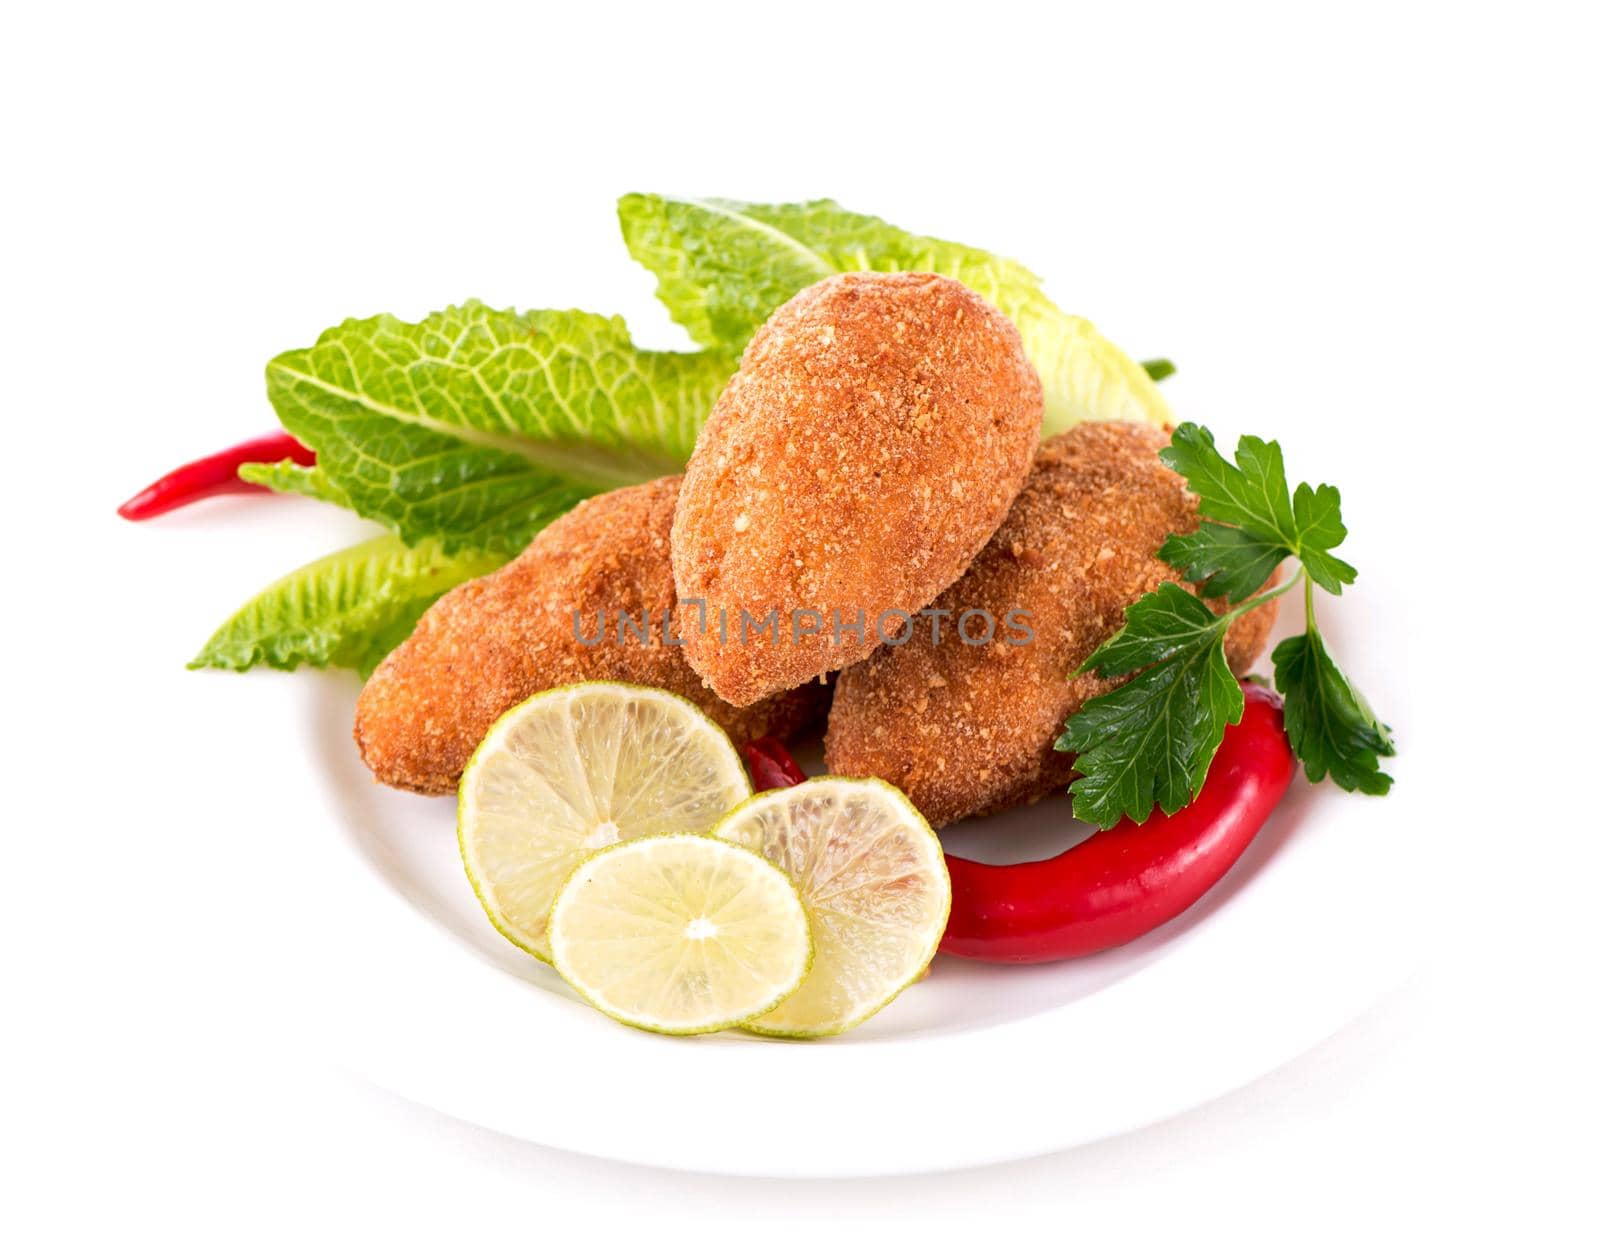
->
[[1158, 423, 1357, 599], [1272, 628, 1396, 795], [1054, 584, 1244, 828], [1289, 482, 1357, 594], [1056, 421, 1394, 827], [1159, 523, 1287, 603]]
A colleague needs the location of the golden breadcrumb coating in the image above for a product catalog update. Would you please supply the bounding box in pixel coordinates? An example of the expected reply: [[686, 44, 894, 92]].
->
[[824, 422, 1279, 827], [671, 271, 1043, 707], [355, 477, 829, 796]]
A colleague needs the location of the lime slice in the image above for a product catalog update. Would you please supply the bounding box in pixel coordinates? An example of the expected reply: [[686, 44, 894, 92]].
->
[[548, 835, 812, 1035], [713, 778, 950, 1037], [458, 682, 752, 962]]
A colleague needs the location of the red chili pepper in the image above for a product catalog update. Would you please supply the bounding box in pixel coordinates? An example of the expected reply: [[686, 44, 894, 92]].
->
[[743, 737, 808, 791], [940, 683, 1296, 963], [116, 431, 315, 520]]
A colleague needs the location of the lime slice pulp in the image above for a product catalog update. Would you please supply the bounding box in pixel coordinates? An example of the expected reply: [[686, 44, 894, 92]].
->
[[549, 834, 812, 1035]]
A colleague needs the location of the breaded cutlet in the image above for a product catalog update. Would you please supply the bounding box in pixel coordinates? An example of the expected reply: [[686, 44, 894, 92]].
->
[[356, 476, 829, 795], [824, 422, 1278, 827], [671, 271, 1042, 706]]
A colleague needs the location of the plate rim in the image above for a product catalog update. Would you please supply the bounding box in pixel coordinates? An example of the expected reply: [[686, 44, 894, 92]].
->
[[314, 669, 1420, 1177]]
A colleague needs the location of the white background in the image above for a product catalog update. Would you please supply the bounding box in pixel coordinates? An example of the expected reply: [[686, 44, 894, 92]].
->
[[4, 2, 1596, 1239]]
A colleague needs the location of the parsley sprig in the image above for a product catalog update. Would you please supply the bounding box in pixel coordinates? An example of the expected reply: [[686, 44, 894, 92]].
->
[[1056, 423, 1395, 828]]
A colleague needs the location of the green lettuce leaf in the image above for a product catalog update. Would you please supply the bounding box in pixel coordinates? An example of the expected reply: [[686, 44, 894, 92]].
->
[[618, 194, 1172, 437], [264, 301, 735, 554], [189, 536, 504, 676], [205, 197, 1178, 681], [237, 458, 352, 507]]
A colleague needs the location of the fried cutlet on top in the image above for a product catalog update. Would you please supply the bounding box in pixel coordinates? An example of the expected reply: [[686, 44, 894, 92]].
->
[[671, 271, 1042, 707]]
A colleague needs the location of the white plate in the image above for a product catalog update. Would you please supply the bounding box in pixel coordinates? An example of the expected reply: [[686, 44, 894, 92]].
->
[[314, 560, 1422, 1177]]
